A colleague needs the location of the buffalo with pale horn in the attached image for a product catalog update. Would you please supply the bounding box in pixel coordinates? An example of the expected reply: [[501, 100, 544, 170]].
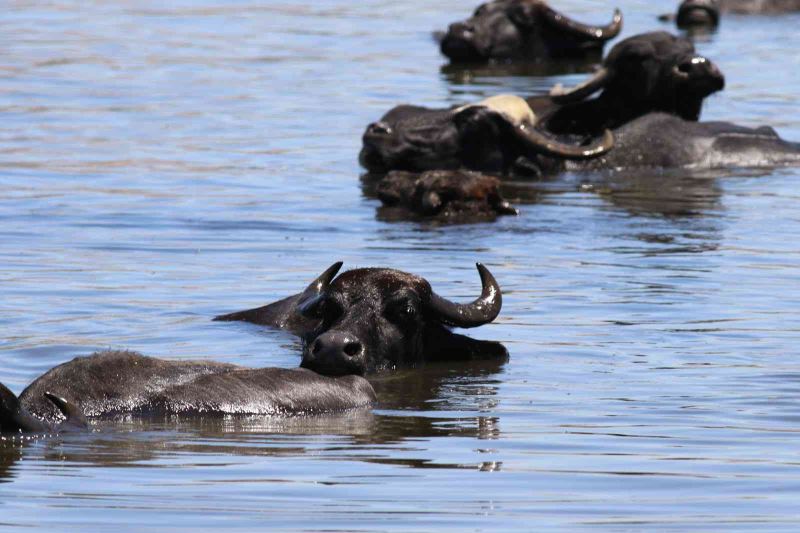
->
[[359, 94, 613, 176], [215, 263, 508, 375], [439, 0, 622, 63]]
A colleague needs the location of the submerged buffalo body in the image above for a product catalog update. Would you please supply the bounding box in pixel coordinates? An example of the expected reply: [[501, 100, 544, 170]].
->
[[566, 113, 800, 171], [376, 170, 518, 221], [215, 263, 508, 375], [440, 0, 622, 63], [360, 94, 613, 175], [0, 350, 376, 432]]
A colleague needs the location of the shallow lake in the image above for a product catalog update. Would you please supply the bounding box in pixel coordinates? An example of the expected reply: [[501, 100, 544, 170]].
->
[[2, 0, 800, 530]]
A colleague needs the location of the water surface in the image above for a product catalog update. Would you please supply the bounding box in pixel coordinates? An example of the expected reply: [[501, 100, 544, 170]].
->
[[2, 1, 800, 530]]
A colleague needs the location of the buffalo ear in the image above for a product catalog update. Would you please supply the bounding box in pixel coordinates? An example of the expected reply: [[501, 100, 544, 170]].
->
[[214, 262, 343, 337]]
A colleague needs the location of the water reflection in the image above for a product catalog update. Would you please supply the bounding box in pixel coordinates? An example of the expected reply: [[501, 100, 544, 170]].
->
[[440, 55, 601, 84], [0, 444, 23, 484], [584, 169, 725, 218], [372, 357, 507, 413], [503, 169, 725, 219], [681, 24, 720, 41]]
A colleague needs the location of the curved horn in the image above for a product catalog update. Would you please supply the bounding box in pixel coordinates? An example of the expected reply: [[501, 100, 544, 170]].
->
[[297, 261, 343, 315], [303, 262, 342, 296], [540, 6, 623, 41], [514, 124, 614, 160], [550, 67, 611, 104], [428, 263, 502, 328]]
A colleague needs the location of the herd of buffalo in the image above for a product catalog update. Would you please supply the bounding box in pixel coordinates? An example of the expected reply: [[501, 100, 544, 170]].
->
[[4, 0, 800, 435]]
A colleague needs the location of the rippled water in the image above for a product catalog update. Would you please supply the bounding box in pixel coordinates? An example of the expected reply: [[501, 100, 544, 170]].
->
[[3, 1, 800, 530]]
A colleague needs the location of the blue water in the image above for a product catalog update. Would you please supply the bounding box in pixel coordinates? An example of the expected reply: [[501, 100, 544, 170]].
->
[[2, 1, 800, 530]]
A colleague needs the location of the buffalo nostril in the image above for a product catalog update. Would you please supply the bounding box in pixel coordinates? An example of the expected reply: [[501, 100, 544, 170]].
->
[[312, 340, 322, 355], [343, 341, 362, 357]]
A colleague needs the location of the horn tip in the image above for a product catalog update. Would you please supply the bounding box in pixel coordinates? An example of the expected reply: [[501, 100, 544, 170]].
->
[[475, 263, 498, 286], [327, 261, 344, 277], [602, 129, 615, 150]]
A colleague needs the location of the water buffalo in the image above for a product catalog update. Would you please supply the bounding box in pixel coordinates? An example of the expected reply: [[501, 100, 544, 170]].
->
[[215, 263, 508, 376], [539, 32, 725, 137], [375, 170, 518, 221], [360, 94, 614, 175], [534, 32, 800, 170], [439, 0, 622, 63], [1, 350, 376, 431]]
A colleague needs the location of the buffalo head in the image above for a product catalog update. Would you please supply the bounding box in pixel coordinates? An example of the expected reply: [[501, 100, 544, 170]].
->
[[215, 263, 508, 376], [677, 0, 721, 27], [549, 31, 725, 125], [440, 0, 622, 62], [360, 94, 614, 174], [376, 170, 518, 221]]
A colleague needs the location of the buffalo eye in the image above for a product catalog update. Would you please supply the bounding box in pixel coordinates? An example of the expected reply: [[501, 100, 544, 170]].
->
[[385, 293, 420, 326]]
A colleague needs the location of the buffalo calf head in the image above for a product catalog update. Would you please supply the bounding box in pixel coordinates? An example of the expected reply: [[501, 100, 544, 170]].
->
[[376, 170, 518, 221], [677, 0, 721, 27]]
